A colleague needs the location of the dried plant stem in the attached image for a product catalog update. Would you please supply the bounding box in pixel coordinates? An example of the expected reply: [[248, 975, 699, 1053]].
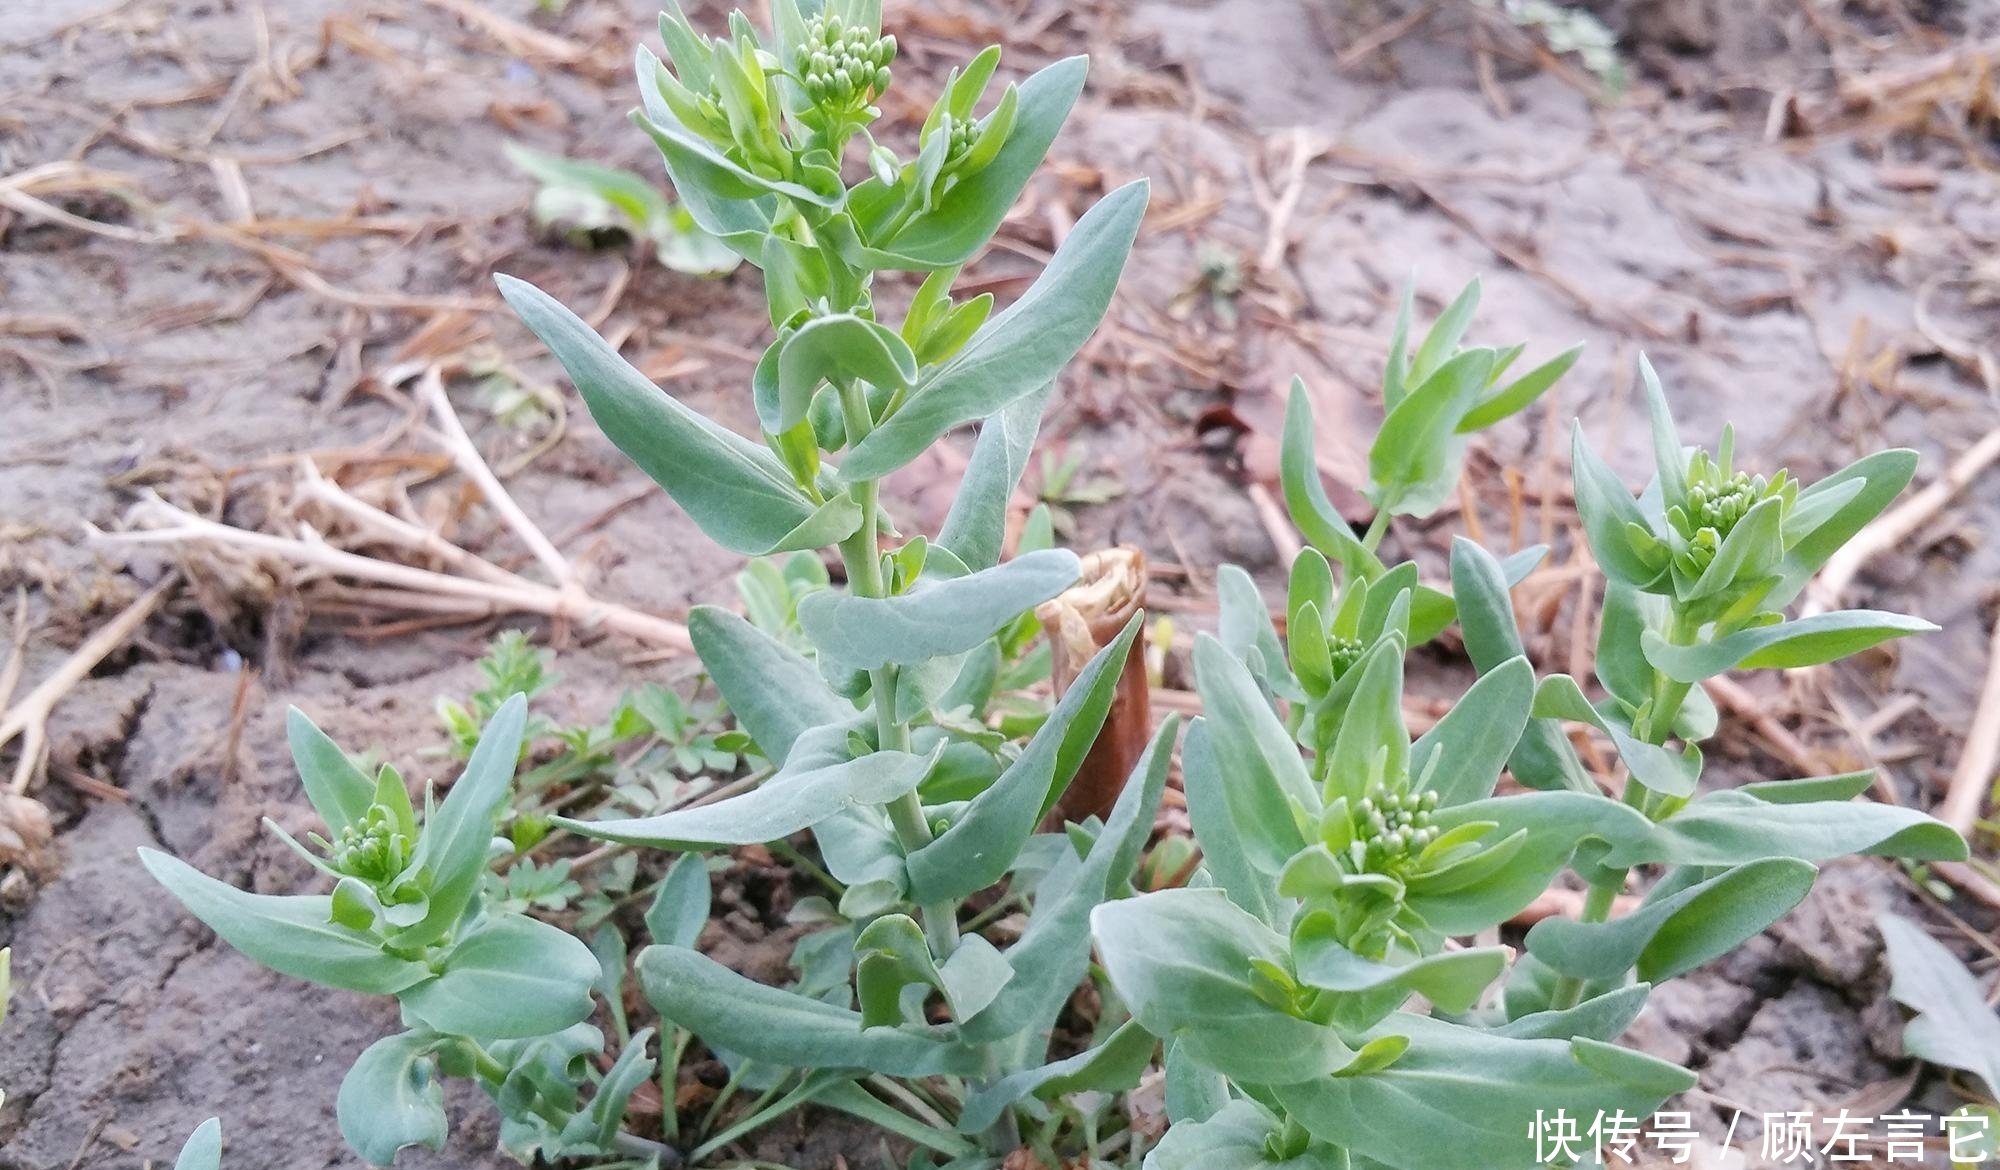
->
[[411, 367, 574, 588], [1802, 424, 2000, 617], [1939, 617, 2000, 837], [96, 495, 690, 650], [1, 572, 180, 793]]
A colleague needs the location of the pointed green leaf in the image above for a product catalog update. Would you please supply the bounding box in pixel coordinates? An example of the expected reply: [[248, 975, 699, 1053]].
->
[[1410, 656, 1533, 807], [1878, 914, 2000, 1099], [960, 715, 1178, 1046], [842, 181, 1148, 479], [1094, 888, 1355, 1084], [286, 708, 375, 836], [1458, 343, 1581, 433], [1604, 789, 1966, 868], [1193, 636, 1315, 874], [140, 849, 426, 995], [1641, 610, 1936, 683], [688, 605, 849, 763], [1571, 423, 1666, 589], [870, 56, 1089, 266], [799, 550, 1080, 673], [1273, 1017, 1694, 1170], [1281, 378, 1384, 581], [500, 275, 820, 555], [404, 694, 527, 945], [559, 726, 937, 850], [637, 944, 984, 1076], [937, 382, 1052, 571], [1526, 858, 1816, 982], [646, 855, 712, 950], [906, 614, 1140, 904]]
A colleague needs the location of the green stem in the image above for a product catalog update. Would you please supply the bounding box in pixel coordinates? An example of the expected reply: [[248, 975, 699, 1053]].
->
[[1361, 508, 1393, 553], [834, 379, 961, 959], [1551, 607, 1704, 1010], [1547, 880, 1622, 1011]]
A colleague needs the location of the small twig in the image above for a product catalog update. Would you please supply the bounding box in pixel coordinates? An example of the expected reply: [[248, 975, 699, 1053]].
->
[[0, 590, 29, 713], [1, 573, 179, 793], [95, 494, 690, 650], [1939, 617, 2000, 837], [1246, 482, 1303, 565], [1804, 424, 2000, 617], [411, 366, 574, 588]]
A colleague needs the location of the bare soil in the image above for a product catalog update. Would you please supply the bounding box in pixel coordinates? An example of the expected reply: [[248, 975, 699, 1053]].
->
[[2, 0, 1996, 1166]]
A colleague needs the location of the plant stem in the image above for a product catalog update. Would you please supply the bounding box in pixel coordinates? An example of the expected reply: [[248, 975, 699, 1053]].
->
[[1550, 607, 1703, 1010], [835, 379, 961, 959], [1361, 508, 1392, 553]]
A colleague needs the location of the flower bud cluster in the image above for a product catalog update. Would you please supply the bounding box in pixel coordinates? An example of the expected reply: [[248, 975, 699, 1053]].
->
[[1327, 635, 1366, 680], [1354, 783, 1438, 865], [327, 804, 413, 885], [797, 15, 894, 110], [1667, 452, 1788, 576]]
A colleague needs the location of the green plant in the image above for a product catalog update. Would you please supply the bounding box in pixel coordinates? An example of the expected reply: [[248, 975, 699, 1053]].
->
[[1879, 914, 2000, 1165], [1090, 294, 1968, 1169], [142, 699, 668, 1164], [149, 0, 1166, 1163], [491, 0, 1174, 1158]]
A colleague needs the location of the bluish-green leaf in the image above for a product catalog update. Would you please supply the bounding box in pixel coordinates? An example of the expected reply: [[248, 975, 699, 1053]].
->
[[1293, 929, 1506, 1017], [906, 614, 1140, 904], [404, 694, 527, 945], [1493, 983, 1651, 1042], [688, 605, 849, 763], [1604, 790, 1967, 868], [799, 550, 1080, 673], [1409, 656, 1532, 807], [287, 708, 374, 836], [646, 855, 711, 949], [937, 383, 1052, 571], [500, 275, 820, 555], [1877, 913, 2000, 1099], [1147, 1100, 1342, 1170], [1281, 377, 1384, 582], [1370, 348, 1493, 516], [558, 728, 936, 850], [1533, 675, 1700, 797], [399, 912, 600, 1039], [1094, 888, 1355, 1085], [869, 56, 1088, 267], [761, 314, 918, 434], [961, 715, 1178, 1046], [1458, 343, 1580, 433], [1180, 718, 1283, 926], [958, 1019, 1156, 1134], [1770, 449, 1918, 606], [140, 849, 426, 995], [1449, 537, 1592, 794], [172, 1119, 223, 1170], [1571, 424, 1666, 589], [842, 181, 1148, 479], [1526, 858, 1816, 982], [1417, 792, 1653, 934], [337, 1032, 449, 1166], [1274, 1017, 1693, 1170], [637, 944, 984, 1076], [1641, 610, 1937, 683], [1193, 635, 1315, 874]]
